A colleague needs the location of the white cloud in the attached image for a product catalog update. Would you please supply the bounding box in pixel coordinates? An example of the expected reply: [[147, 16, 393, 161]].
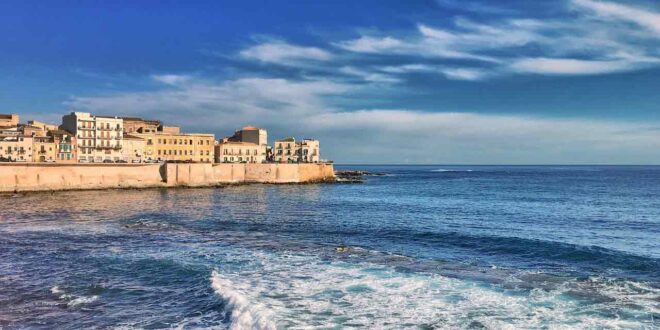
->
[[441, 68, 489, 80], [306, 109, 660, 164], [572, 0, 660, 35], [340, 66, 400, 83], [152, 74, 192, 85], [67, 75, 660, 164], [332, 1, 660, 79], [240, 40, 332, 65], [509, 57, 648, 75]]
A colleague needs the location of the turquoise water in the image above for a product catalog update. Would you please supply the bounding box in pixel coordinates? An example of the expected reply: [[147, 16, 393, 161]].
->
[[0, 165, 658, 328]]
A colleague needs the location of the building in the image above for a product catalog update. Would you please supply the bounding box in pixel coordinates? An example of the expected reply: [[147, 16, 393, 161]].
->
[[0, 135, 33, 162], [273, 137, 321, 163], [122, 135, 146, 163], [32, 136, 57, 162], [27, 120, 58, 132], [0, 114, 19, 127], [20, 124, 47, 137], [299, 139, 320, 163], [274, 137, 297, 163], [215, 140, 266, 163], [228, 126, 268, 146], [122, 117, 161, 134], [154, 132, 214, 162], [61, 112, 124, 162], [49, 130, 77, 163]]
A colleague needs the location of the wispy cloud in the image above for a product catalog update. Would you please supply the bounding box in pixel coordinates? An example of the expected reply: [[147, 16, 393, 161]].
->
[[67, 75, 660, 163], [240, 40, 332, 65], [330, 1, 660, 79], [572, 0, 660, 35], [152, 74, 192, 85]]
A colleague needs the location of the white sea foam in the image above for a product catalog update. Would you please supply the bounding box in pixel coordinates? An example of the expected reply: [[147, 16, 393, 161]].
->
[[209, 250, 659, 328], [210, 270, 277, 330], [431, 168, 473, 172], [50, 286, 62, 294], [67, 295, 99, 307]]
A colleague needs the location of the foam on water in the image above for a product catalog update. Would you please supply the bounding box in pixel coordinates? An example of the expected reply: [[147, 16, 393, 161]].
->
[[210, 270, 277, 330], [210, 250, 659, 329], [431, 168, 474, 172]]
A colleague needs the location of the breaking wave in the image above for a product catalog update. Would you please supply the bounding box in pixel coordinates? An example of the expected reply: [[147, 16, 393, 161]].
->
[[210, 271, 277, 330]]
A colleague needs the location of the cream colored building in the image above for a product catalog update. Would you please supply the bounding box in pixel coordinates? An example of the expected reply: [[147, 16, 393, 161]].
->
[[32, 136, 57, 162], [215, 140, 266, 163], [122, 135, 146, 163], [274, 137, 320, 163], [61, 112, 124, 162], [0, 114, 19, 127], [299, 139, 320, 163], [0, 135, 33, 162]]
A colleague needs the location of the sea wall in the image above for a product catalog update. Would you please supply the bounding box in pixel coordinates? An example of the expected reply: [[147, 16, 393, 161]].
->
[[0, 162, 335, 192]]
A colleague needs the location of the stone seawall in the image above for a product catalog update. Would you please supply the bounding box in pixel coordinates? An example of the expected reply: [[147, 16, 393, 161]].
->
[[0, 163, 335, 192]]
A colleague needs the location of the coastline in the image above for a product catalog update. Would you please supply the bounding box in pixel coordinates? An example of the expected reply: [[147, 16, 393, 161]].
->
[[0, 162, 335, 193]]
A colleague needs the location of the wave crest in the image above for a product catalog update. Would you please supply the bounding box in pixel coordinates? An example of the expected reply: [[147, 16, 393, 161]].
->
[[210, 270, 277, 330]]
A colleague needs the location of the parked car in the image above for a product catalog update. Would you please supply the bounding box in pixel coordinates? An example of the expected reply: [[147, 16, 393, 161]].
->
[[116, 160, 128, 163], [102, 159, 114, 163]]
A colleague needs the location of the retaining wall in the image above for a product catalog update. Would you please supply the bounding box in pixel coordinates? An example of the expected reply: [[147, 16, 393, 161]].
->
[[0, 162, 335, 192]]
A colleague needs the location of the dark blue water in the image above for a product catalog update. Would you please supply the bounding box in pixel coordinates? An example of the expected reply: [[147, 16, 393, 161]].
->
[[1, 165, 658, 328]]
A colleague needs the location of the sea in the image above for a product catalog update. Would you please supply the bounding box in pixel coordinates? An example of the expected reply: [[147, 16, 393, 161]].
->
[[0, 165, 658, 329]]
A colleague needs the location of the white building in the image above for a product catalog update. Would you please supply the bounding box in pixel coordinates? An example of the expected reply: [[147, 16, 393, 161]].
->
[[61, 112, 124, 162]]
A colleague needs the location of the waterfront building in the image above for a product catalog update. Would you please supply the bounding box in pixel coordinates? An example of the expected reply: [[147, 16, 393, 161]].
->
[[122, 117, 161, 134], [215, 140, 265, 163], [228, 126, 268, 145], [49, 130, 77, 163], [61, 112, 124, 162], [142, 131, 214, 163], [0, 135, 33, 162], [20, 124, 47, 137], [274, 137, 321, 163], [121, 134, 146, 163], [299, 139, 320, 163], [274, 137, 297, 163], [0, 113, 19, 128], [27, 120, 58, 133], [32, 136, 57, 162]]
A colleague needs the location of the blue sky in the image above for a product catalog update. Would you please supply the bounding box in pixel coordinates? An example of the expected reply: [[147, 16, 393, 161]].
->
[[1, 0, 659, 164]]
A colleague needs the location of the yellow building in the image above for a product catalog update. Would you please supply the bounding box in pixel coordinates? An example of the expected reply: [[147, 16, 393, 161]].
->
[[215, 140, 266, 163], [152, 132, 215, 163], [0, 114, 19, 127], [32, 136, 58, 162], [27, 120, 58, 133], [0, 135, 33, 162]]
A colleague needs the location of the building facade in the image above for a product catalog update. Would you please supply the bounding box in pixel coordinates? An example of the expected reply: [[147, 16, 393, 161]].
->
[[32, 136, 57, 162], [122, 117, 161, 134], [273, 137, 320, 163], [0, 135, 33, 162], [122, 135, 146, 163], [62, 112, 124, 162], [49, 130, 77, 163], [215, 140, 266, 163], [299, 139, 320, 163], [152, 132, 214, 163], [0, 114, 19, 127]]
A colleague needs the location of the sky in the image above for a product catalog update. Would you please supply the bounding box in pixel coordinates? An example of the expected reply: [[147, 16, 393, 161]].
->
[[1, 0, 659, 164]]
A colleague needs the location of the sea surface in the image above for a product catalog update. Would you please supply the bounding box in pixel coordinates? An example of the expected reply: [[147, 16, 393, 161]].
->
[[1, 165, 659, 329]]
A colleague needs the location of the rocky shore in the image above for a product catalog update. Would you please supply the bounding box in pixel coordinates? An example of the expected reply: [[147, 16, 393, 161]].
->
[[334, 170, 387, 183]]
